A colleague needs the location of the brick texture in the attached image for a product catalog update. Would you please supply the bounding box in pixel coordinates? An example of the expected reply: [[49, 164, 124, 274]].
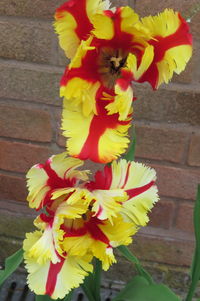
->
[[0, 19, 55, 64], [0, 63, 62, 105], [175, 203, 194, 233], [0, 0, 64, 19], [134, 86, 200, 126], [131, 228, 194, 267], [0, 140, 51, 173], [188, 134, 200, 167], [153, 164, 200, 200], [0, 173, 27, 201], [148, 200, 175, 229], [135, 124, 189, 163], [0, 105, 52, 142]]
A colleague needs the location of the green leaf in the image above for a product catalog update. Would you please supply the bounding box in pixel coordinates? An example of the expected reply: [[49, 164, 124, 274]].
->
[[35, 295, 54, 301], [112, 275, 180, 301], [117, 246, 154, 284], [123, 126, 136, 161], [63, 291, 74, 301], [81, 258, 101, 301], [0, 248, 24, 286], [186, 185, 200, 301]]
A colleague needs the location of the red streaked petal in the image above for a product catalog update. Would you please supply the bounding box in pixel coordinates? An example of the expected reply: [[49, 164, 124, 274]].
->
[[45, 259, 65, 297], [55, 0, 93, 41], [126, 180, 155, 198], [62, 97, 132, 163], [137, 10, 192, 89]]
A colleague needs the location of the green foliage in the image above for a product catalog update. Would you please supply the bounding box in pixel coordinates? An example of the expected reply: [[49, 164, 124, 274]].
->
[[123, 126, 136, 161], [0, 248, 24, 286], [117, 245, 154, 284], [35, 296, 54, 301], [81, 258, 102, 301], [112, 275, 180, 301], [186, 185, 200, 301]]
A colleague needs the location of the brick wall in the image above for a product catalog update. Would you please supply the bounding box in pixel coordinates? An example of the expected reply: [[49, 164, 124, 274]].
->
[[0, 0, 200, 292]]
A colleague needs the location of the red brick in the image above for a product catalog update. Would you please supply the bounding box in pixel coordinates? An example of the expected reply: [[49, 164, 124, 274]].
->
[[131, 227, 194, 266], [152, 164, 200, 200], [0, 173, 27, 201], [195, 41, 200, 83], [188, 134, 200, 167], [0, 140, 51, 173], [135, 124, 189, 163], [0, 19, 55, 64], [0, 62, 62, 105], [175, 203, 194, 233], [0, 0, 129, 19], [0, 0, 65, 19], [149, 200, 175, 229], [134, 85, 200, 126], [0, 105, 52, 142]]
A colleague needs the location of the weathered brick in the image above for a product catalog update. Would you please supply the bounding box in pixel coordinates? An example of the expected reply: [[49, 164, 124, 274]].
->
[[135, 124, 189, 163], [0, 173, 27, 201], [0, 237, 22, 261], [0, 140, 51, 173], [0, 0, 130, 19], [106, 256, 191, 295], [134, 85, 200, 126], [0, 206, 35, 240], [0, 0, 64, 19], [0, 19, 55, 64], [58, 48, 70, 67], [130, 228, 194, 266], [0, 105, 52, 142], [195, 42, 200, 83], [152, 164, 200, 200], [188, 134, 200, 167], [0, 63, 63, 105], [148, 200, 175, 229], [175, 203, 194, 233]]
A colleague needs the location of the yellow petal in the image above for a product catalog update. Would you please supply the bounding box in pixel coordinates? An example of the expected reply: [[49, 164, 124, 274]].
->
[[91, 13, 114, 40], [106, 83, 134, 120]]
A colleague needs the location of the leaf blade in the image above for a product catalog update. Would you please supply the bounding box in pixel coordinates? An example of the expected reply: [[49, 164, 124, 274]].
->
[[113, 275, 180, 301], [186, 184, 200, 301], [0, 248, 24, 286], [123, 126, 136, 162]]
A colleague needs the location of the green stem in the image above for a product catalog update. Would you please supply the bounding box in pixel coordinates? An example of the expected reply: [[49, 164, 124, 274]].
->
[[117, 245, 154, 285], [81, 258, 102, 301], [93, 259, 102, 301], [185, 185, 200, 301], [81, 283, 96, 301]]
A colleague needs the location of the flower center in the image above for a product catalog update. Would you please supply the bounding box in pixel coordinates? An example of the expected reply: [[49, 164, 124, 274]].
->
[[98, 47, 128, 89]]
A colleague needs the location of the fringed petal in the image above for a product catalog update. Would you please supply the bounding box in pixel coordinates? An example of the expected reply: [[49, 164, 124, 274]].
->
[[62, 101, 132, 163], [106, 80, 134, 121], [26, 153, 88, 210], [91, 189, 127, 221], [54, 0, 110, 59], [91, 13, 114, 40], [121, 185, 159, 225], [138, 9, 192, 88]]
